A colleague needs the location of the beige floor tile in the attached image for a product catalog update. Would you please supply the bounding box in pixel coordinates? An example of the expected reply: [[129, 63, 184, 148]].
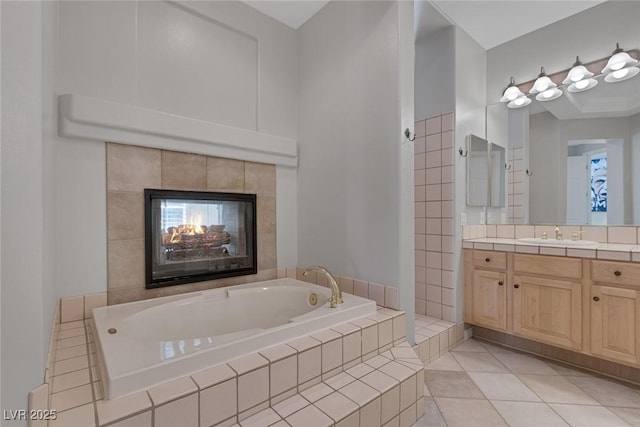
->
[[424, 371, 485, 399], [549, 403, 630, 427], [435, 397, 507, 427], [477, 341, 513, 355], [451, 351, 509, 373], [609, 407, 640, 426], [565, 376, 640, 408], [492, 401, 569, 427], [491, 352, 558, 375], [424, 353, 463, 371], [468, 372, 541, 402], [412, 397, 446, 427], [451, 338, 488, 352], [518, 375, 599, 405], [545, 361, 593, 377]]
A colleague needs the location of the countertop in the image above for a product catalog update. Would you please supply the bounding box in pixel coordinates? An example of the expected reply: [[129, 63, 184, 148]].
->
[[462, 237, 640, 262]]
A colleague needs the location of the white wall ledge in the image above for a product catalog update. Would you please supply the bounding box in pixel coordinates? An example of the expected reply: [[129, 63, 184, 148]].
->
[[58, 94, 298, 167]]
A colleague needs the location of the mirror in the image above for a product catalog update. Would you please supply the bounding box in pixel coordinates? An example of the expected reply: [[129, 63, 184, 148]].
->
[[466, 135, 507, 208], [489, 143, 506, 208], [466, 134, 489, 207], [487, 68, 640, 225]]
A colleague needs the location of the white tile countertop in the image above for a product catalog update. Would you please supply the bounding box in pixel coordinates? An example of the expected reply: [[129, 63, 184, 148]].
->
[[462, 238, 640, 262]]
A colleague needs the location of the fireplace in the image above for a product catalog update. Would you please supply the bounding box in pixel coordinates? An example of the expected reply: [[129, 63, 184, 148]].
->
[[144, 189, 257, 288]]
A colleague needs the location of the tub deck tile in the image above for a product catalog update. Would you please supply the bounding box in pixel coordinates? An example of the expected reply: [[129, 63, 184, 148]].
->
[[96, 390, 152, 426], [191, 363, 236, 389], [148, 376, 198, 406], [287, 336, 321, 352], [43, 292, 424, 427], [228, 353, 269, 375], [259, 344, 297, 363]]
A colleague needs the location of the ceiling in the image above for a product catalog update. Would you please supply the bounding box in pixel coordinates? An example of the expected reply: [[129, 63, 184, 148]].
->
[[244, 0, 608, 50], [243, 0, 329, 29], [430, 0, 607, 50]]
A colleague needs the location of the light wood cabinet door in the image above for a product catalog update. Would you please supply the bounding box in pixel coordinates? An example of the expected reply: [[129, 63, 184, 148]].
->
[[471, 269, 507, 331], [591, 285, 640, 365], [513, 275, 582, 350]]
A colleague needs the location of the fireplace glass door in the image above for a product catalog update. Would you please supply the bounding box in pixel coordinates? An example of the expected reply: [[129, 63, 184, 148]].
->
[[145, 189, 257, 288]]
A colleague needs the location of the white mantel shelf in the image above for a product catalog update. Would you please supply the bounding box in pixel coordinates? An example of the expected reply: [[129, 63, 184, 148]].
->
[[58, 94, 298, 167]]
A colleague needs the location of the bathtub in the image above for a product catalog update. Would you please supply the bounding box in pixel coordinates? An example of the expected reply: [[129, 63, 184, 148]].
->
[[93, 278, 377, 399]]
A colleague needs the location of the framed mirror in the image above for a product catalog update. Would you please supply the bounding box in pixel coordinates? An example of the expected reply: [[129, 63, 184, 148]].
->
[[487, 59, 640, 225], [489, 143, 506, 208], [466, 134, 489, 207]]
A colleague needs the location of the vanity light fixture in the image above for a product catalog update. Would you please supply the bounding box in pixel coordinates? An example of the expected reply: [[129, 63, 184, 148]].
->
[[604, 65, 640, 83], [507, 96, 531, 109], [503, 45, 639, 109], [563, 56, 598, 93], [602, 43, 639, 83], [500, 77, 525, 103], [529, 67, 563, 102]]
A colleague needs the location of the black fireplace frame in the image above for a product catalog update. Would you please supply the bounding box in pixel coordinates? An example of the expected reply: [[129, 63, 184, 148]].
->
[[144, 189, 257, 288]]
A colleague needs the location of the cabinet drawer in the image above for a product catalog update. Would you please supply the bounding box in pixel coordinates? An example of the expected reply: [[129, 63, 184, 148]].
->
[[473, 250, 507, 270], [514, 254, 582, 279], [592, 261, 640, 287]]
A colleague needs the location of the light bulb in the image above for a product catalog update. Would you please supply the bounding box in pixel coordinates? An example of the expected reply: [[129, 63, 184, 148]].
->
[[542, 89, 555, 99], [610, 58, 625, 71], [570, 73, 584, 82], [504, 87, 520, 101], [514, 97, 525, 106], [612, 68, 629, 79], [575, 79, 589, 89]]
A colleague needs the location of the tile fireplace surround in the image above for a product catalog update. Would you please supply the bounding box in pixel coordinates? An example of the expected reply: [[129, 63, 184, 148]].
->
[[105, 142, 277, 304]]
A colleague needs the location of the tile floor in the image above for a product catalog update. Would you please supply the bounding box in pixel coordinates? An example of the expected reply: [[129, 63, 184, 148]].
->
[[413, 338, 640, 427]]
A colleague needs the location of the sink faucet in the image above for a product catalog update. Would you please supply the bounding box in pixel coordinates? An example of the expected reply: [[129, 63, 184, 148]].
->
[[303, 266, 343, 308], [554, 226, 563, 240]]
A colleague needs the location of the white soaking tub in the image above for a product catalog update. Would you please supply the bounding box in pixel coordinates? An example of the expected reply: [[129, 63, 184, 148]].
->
[[93, 278, 376, 399]]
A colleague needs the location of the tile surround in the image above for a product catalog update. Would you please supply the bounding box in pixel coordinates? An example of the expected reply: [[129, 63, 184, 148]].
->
[[106, 142, 277, 305], [40, 296, 428, 427], [415, 113, 455, 322]]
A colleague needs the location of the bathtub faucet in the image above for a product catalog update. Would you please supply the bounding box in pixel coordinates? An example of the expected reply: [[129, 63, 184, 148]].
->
[[303, 266, 343, 308]]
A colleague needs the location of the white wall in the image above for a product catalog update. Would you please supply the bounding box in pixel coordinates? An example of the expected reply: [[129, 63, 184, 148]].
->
[[1, 0, 299, 415], [297, 1, 402, 287], [415, 26, 455, 121], [454, 27, 487, 322], [1, 2, 56, 420], [455, 27, 487, 226], [487, 1, 640, 105], [51, 1, 299, 297], [632, 113, 640, 223]]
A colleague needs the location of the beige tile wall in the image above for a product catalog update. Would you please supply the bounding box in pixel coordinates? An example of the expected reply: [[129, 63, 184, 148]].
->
[[507, 147, 525, 224], [414, 113, 455, 322], [106, 143, 277, 304]]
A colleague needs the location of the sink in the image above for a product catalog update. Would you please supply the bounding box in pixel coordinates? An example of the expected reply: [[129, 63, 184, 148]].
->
[[517, 237, 599, 248]]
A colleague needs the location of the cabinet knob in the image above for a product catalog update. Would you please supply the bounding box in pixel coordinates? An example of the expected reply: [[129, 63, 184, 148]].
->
[[498, 281, 504, 286], [593, 296, 600, 302], [614, 270, 622, 277], [485, 257, 491, 263], [514, 284, 520, 289]]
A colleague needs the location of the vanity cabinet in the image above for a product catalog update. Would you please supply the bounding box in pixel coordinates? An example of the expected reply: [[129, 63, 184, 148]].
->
[[464, 249, 640, 368], [512, 274, 582, 350], [590, 260, 640, 365], [465, 250, 507, 331], [471, 269, 507, 331], [512, 254, 583, 350]]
